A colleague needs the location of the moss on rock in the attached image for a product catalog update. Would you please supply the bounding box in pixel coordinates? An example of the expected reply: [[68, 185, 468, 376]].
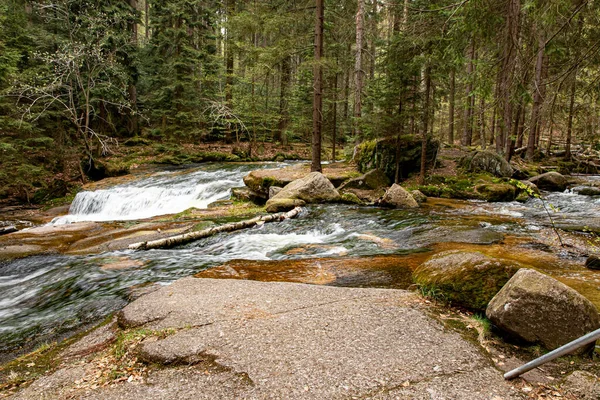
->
[[413, 251, 522, 311]]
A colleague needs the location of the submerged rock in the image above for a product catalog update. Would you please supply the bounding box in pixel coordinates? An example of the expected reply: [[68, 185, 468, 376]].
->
[[265, 172, 340, 213], [414, 251, 521, 311], [528, 172, 567, 192], [585, 255, 600, 271], [462, 151, 514, 178], [572, 186, 600, 196], [486, 268, 600, 352], [379, 184, 419, 209]]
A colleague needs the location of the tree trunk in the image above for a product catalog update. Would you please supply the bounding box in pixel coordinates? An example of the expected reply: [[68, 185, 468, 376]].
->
[[225, 0, 236, 143], [278, 56, 291, 145], [419, 64, 432, 185], [565, 69, 577, 160], [499, 0, 520, 156], [312, 0, 324, 172], [354, 0, 364, 140], [462, 38, 476, 146], [332, 72, 338, 163], [526, 34, 545, 160], [128, 0, 139, 136], [145, 0, 149, 39], [479, 96, 486, 150], [448, 68, 455, 145], [130, 207, 303, 250]]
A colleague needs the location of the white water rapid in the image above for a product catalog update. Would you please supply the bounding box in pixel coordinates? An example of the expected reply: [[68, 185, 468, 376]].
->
[[52, 164, 278, 224]]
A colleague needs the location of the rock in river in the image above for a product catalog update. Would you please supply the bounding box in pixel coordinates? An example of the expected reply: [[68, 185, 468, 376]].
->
[[528, 171, 567, 192], [265, 172, 340, 212], [486, 268, 600, 352], [413, 251, 521, 311], [379, 184, 419, 209], [585, 255, 600, 271]]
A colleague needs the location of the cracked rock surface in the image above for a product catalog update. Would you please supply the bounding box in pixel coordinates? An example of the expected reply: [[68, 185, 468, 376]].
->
[[10, 278, 524, 399]]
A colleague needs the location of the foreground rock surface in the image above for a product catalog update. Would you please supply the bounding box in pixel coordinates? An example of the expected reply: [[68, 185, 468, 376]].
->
[[10, 278, 524, 399], [414, 251, 521, 310], [486, 268, 600, 352]]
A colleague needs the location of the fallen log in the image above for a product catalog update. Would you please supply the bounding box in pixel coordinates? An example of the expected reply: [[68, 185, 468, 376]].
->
[[129, 207, 303, 250], [0, 225, 18, 236]]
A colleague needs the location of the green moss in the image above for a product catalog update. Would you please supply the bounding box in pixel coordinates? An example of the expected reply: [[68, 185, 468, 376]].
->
[[340, 192, 364, 205]]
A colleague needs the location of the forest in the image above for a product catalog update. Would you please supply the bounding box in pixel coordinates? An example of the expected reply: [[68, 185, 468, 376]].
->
[[1, 0, 600, 203]]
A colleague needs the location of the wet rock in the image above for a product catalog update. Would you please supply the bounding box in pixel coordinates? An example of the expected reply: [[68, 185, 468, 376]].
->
[[340, 192, 364, 205], [244, 163, 359, 197], [354, 136, 439, 182], [266, 172, 340, 212], [474, 183, 516, 202], [231, 187, 264, 203], [486, 268, 600, 352], [411, 190, 427, 204], [561, 371, 600, 400], [414, 251, 521, 310], [268, 186, 282, 199], [340, 188, 386, 204], [207, 200, 233, 208], [462, 151, 514, 178], [585, 255, 600, 270], [572, 186, 600, 196], [528, 172, 567, 192], [379, 184, 419, 209], [338, 168, 390, 191], [265, 198, 306, 213]]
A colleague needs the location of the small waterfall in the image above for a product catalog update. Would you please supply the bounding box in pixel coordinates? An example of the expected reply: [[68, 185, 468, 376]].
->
[[52, 164, 272, 224]]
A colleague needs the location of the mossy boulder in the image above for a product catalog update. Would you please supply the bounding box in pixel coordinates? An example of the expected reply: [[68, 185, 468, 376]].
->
[[528, 172, 567, 192], [231, 187, 265, 204], [572, 186, 600, 196], [460, 151, 514, 178], [340, 192, 364, 205], [339, 169, 390, 191], [379, 184, 419, 209], [354, 136, 439, 182], [414, 251, 521, 311], [486, 269, 600, 352], [340, 188, 386, 204], [474, 183, 516, 202]]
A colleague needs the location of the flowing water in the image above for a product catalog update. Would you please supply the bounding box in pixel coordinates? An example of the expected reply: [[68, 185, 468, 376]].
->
[[2, 164, 600, 359]]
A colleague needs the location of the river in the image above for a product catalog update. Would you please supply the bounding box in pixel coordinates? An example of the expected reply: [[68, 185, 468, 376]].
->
[[1, 163, 599, 360]]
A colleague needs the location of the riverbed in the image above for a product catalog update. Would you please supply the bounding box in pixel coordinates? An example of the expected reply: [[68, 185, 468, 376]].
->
[[1, 162, 599, 361]]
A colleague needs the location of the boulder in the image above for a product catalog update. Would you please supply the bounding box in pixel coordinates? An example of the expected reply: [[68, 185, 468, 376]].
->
[[231, 187, 264, 204], [411, 190, 427, 204], [269, 186, 283, 199], [338, 169, 390, 191], [474, 183, 517, 202], [265, 198, 306, 213], [340, 188, 386, 204], [379, 184, 419, 209], [585, 255, 600, 270], [265, 172, 340, 213], [340, 192, 364, 205], [528, 172, 567, 192], [414, 251, 521, 311], [561, 371, 600, 400], [354, 136, 439, 182], [462, 151, 514, 178], [486, 268, 600, 352], [572, 186, 600, 196]]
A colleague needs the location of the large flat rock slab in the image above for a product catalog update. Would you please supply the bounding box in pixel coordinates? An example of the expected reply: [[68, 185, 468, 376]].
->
[[10, 279, 524, 399], [114, 278, 522, 399]]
